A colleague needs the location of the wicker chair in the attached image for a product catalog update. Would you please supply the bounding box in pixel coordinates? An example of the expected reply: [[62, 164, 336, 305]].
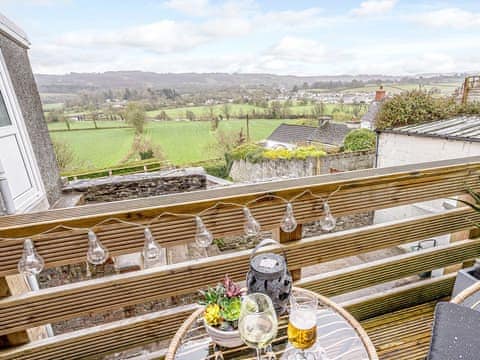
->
[[427, 281, 480, 360]]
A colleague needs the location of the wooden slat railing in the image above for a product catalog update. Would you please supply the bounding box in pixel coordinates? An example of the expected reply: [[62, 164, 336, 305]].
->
[[0, 156, 479, 358]]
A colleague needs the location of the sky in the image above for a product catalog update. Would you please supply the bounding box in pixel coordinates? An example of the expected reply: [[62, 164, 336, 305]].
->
[[1, 0, 480, 76]]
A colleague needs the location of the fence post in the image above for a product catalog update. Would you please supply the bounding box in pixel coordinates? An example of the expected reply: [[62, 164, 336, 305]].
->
[[272, 224, 303, 282]]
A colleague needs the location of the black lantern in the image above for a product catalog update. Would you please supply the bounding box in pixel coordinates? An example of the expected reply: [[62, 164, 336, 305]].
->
[[246, 239, 292, 314]]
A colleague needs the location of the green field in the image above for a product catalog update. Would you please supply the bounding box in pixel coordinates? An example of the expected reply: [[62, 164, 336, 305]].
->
[[338, 82, 461, 95], [48, 120, 130, 131], [49, 119, 300, 169], [146, 103, 362, 120]]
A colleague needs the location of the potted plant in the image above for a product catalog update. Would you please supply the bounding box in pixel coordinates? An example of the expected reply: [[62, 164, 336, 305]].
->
[[452, 187, 480, 308], [199, 275, 244, 348]]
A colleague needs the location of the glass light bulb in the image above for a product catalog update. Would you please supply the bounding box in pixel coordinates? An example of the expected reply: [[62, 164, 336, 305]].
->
[[280, 202, 297, 233], [143, 227, 162, 263], [17, 239, 45, 275], [195, 216, 213, 248], [243, 207, 260, 236], [319, 202, 336, 232], [86, 230, 109, 265]]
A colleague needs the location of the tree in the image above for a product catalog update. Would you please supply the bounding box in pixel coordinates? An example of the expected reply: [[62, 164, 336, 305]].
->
[[310, 102, 325, 118], [343, 129, 376, 152], [52, 138, 75, 171], [186, 110, 196, 121], [156, 110, 170, 121], [126, 102, 146, 134], [223, 104, 231, 120]]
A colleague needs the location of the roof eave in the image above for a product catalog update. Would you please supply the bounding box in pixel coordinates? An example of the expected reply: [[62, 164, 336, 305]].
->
[[0, 13, 30, 49]]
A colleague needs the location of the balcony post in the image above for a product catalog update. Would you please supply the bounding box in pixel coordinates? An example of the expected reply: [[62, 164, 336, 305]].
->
[[0, 276, 30, 348], [272, 224, 303, 281]]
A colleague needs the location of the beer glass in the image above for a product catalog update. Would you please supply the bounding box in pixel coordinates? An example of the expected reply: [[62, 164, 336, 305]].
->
[[286, 290, 318, 359], [239, 293, 278, 360]]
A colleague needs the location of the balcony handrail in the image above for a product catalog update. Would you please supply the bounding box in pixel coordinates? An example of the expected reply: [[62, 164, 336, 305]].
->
[[0, 155, 479, 358]]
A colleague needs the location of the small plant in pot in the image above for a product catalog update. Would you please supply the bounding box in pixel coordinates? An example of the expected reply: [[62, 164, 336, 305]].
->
[[199, 275, 244, 348]]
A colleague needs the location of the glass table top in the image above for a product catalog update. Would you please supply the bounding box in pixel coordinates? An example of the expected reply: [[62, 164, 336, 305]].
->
[[173, 304, 371, 360]]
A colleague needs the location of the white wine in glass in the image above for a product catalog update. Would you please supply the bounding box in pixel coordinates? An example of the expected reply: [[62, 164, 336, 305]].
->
[[239, 293, 278, 360]]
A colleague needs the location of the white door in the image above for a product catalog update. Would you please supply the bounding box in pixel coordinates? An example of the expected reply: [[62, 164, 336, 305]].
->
[[0, 49, 45, 213]]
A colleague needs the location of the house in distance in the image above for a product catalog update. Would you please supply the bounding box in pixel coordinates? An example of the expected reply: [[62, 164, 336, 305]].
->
[[264, 116, 351, 152]]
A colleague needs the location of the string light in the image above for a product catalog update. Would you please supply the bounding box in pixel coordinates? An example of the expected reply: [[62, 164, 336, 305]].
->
[[280, 202, 297, 233], [17, 239, 44, 275], [195, 216, 213, 248], [243, 207, 261, 236], [142, 227, 164, 267], [319, 201, 336, 232], [86, 230, 109, 265], [6, 186, 341, 274]]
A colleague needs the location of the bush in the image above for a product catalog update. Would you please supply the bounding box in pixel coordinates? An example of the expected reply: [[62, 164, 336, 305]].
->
[[343, 129, 376, 152], [375, 90, 464, 130], [52, 138, 76, 171], [230, 144, 326, 162]]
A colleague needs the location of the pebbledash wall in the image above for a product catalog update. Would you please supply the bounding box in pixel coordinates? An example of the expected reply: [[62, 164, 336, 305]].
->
[[63, 168, 207, 203], [229, 150, 375, 182], [0, 14, 62, 210]]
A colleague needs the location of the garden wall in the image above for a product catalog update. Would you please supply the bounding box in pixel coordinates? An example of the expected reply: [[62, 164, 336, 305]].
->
[[63, 168, 207, 203], [229, 150, 375, 182]]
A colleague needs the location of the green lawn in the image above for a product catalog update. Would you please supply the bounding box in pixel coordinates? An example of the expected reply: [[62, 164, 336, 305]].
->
[[49, 119, 300, 169]]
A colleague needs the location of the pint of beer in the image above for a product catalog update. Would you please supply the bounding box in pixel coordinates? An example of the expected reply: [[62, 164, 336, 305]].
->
[[288, 309, 317, 349], [286, 289, 318, 359]]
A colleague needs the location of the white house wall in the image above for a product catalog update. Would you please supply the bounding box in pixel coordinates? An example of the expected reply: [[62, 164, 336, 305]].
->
[[375, 132, 480, 275]]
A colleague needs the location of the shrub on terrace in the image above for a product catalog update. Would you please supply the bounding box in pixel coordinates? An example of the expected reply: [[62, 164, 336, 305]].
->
[[343, 129, 376, 152]]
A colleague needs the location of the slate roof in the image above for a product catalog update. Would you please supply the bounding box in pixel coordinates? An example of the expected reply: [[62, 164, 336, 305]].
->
[[267, 122, 351, 147], [360, 101, 382, 129], [378, 116, 480, 142]]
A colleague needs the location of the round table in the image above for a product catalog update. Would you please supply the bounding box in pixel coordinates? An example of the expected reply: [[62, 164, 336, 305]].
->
[[166, 288, 378, 360]]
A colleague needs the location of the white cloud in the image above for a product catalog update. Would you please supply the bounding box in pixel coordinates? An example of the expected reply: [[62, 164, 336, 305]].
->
[[57, 20, 209, 53], [411, 8, 480, 29], [163, 0, 211, 16], [351, 0, 397, 17]]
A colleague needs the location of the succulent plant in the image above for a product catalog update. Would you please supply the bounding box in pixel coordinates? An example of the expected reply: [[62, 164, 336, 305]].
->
[[204, 304, 221, 326], [199, 275, 243, 330], [224, 275, 242, 298]]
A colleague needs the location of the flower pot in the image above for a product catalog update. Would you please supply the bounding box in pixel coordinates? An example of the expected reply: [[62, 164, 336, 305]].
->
[[204, 322, 243, 348]]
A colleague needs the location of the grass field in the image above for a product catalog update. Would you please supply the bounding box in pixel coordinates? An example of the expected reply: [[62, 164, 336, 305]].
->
[[145, 103, 362, 120], [49, 119, 300, 169], [339, 82, 461, 95]]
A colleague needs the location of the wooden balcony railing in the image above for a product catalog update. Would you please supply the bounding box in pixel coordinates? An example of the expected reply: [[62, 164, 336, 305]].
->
[[0, 156, 480, 359]]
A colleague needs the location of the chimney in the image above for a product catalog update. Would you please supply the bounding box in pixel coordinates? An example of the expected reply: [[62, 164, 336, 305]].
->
[[318, 115, 331, 128], [375, 85, 386, 101]]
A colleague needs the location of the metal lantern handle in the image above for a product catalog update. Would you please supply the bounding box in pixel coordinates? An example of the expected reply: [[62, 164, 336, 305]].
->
[[250, 238, 288, 264]]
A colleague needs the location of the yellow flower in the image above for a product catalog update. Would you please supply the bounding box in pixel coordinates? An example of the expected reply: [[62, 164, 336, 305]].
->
[[204, 304, 221, 326]]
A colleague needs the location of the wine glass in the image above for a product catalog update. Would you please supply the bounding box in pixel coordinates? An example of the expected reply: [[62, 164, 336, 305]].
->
[[285, 289, 321, 360], [239, 293, 278, 360]]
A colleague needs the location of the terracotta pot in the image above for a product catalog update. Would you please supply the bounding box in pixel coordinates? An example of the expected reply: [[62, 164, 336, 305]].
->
[[204, 322, 243, 348]]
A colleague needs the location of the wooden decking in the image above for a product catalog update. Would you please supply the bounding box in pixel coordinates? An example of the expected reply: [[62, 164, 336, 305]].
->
[[363, 301, 438, 360], [1, 156, 480, 358]]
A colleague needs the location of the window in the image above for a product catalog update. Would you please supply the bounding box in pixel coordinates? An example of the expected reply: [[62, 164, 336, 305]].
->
[[0, 91, 11, 127]]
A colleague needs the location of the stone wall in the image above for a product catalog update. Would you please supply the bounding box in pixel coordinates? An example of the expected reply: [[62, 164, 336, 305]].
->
[[0, 29, 62, 205], [63, 168, 207, 203], [229, 150, 375, 182]]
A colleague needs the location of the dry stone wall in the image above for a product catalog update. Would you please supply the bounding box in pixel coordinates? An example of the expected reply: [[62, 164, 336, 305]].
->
[[229, 150, 375, 182]]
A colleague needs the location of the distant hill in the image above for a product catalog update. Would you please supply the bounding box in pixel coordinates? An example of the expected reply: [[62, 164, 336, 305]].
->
[[34, 71, 471, 95]]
